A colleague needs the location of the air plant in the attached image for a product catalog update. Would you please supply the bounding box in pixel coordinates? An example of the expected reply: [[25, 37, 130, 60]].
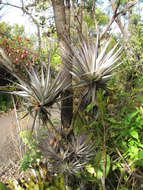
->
[[0, 48, 70, 132], [64, 33, 122, 107], [38, 134, 95, 175]]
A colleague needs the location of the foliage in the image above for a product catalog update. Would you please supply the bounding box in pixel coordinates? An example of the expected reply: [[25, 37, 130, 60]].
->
[[0, 182, 7, 190], [8, 174, 65, 190], [0, 22, 37, 68], [95, 8, 109, 25], [109, 108, 143, 168], [64, 32, 122, 107], [20, 130, 42, 172], [38, 133, 95, 176], [1, 1, 143, 189], [0, 45, 70, 133], [0, 93, 12, 112]]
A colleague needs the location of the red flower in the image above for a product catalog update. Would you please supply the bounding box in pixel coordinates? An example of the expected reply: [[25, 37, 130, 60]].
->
[[17, 36, 21, 42]]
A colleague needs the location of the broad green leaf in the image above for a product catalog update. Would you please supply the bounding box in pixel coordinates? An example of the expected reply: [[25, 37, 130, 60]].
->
[[94, 152, 110, 180], [86, 103, 93, 113], [127, 110, 138, 122], [129, 130, 139, 139], [84, 177, 97, 182]]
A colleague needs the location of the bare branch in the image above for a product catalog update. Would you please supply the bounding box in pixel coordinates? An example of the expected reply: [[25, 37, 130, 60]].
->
[[110, 0, 127, 38], [1, 1, 41, 55], [100, 0, 120, 39], [0, 2, 22, 9], [92, 0, 99, 34], [100, 17, 114, 40], [100, 0, 137, 40], [20, 0, 24, 8]]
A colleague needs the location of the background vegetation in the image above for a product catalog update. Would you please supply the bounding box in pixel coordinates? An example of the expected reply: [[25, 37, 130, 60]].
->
[[0, 0, 143, 190]]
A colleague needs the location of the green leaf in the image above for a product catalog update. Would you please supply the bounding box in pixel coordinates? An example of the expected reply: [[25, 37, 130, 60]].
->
[[129, 130, 139, 139], [118, 187, 128, 190], [94, 152, 110, 180], [127, 110, 138, 122], [138, 150, 143, 159], [119, 0, 128, 5], [0, 182, 8, 190], [84, 177, 97, 182], [85, 164, 95, 175], [108, 117, 120, 124]]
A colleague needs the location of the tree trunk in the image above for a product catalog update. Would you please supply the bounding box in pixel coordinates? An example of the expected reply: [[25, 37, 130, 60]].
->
[[52, 0, 73, 128]]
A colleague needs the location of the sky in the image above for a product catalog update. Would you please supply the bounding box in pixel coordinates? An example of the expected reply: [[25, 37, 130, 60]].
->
[[1, 0, 143, 37], [0, 0, 118, 36], [1, 0, 37, 35]]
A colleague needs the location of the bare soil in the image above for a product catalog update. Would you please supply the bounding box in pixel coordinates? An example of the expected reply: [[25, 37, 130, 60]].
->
[[0, 111, 17, 164], [0, 107, 60, 183]]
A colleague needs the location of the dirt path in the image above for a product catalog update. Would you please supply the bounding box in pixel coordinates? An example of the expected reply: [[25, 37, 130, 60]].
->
[[0, 107, 60, 165], [0, 111, 16, 164], [0, 110, 38, 165], [0, 108, 60, 183], [0, 111, 29, 165]]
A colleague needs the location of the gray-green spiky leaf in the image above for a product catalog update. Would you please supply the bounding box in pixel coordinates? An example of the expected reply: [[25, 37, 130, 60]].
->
[[64, 33, 122, 106]]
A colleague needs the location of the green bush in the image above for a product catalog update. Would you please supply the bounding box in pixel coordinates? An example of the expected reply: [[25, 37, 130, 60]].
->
[[0, 94, 13, 112]]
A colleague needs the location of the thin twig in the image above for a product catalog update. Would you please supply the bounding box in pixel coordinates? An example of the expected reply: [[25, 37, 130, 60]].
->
[[100, 0, 137, 40], [110, 0, 127, 39], [115, 147, 143, 181], [92, 0, 99, 32], [1, 1, 41, 55], [11, 94, 23, 159]]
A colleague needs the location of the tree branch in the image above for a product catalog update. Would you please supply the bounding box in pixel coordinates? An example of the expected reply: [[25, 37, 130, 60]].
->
[[110, 0, 127, 38], [100, 0, 137, 40], [1, 1, 41, 55], [92, 0, 99, 34]]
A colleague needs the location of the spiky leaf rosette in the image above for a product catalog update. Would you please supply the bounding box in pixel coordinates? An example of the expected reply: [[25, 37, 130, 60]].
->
[[0, 48, 70, 129], [14, 66, 70, 123], [64, 33, 122, 106], [38, 135, 95, 175]]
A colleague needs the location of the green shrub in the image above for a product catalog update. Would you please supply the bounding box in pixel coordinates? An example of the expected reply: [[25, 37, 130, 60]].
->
[[0, 94, 13, 112]]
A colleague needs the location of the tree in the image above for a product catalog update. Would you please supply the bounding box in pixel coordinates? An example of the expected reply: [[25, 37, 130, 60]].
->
[[0, 0, 138, 128], [1, 1, 142, 189], [52, 0, 73, 129]]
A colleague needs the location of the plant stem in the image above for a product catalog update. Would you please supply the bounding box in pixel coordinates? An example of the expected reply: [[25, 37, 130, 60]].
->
[[101, 120, 106, 190], [98, 90, 106, 190], [11, 95, 23, 159], [30, 110, 38, 136], [103, 125, 106, 190]]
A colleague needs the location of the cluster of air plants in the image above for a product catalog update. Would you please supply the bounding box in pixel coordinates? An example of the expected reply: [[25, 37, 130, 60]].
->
[[0, 30, 122, 125], [38, 134, 95, 175], [0, 30, 123, 189]]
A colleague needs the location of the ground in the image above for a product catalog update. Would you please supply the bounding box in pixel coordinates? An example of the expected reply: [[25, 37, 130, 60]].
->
[[0, 107, 60, 183], [0, 110, 30, 183]]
